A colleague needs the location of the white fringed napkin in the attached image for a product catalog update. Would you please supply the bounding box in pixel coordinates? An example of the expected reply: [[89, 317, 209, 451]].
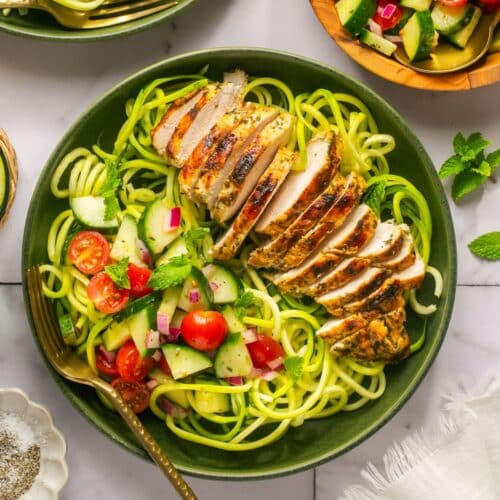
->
[[341, 374, 500, 500]]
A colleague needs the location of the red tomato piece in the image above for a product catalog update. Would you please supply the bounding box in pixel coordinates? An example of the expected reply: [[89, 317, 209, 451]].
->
[[68, 231, 110, 275], [95, 348, 119, 377], [247, 334, 285, 369], [87, 272, 130, 314], [180, 310, 228, 351], [479, 0, 499, 11], [111, 378, 150, 414], [127, 264, 153, 298], [373, 0, 404, 31], [159, 355, 172, 377], [116, 340, 156, 382], [437, 0, 468, 6]]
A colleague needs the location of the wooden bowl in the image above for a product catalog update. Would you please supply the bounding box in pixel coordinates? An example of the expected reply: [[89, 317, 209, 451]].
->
[[310, 0, 500, 91]]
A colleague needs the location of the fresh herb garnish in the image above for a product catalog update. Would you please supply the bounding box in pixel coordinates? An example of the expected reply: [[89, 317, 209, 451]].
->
[[185, 227, 210, 261], [234, 291, 262, 320], [284, 356, 304, 383], [147, 255, 192, 290], [100, 159, 121, 221], [363, 179, 386, 218], [439, 132, 500, 202], [468, 232, 500, 260], [104, 258, 130, 289]]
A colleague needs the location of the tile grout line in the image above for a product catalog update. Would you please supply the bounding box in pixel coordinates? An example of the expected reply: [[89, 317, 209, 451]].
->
[[0, 282, 22, 285]]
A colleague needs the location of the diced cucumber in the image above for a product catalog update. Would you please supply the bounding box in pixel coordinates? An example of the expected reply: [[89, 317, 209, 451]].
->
[[221, 305, 245, 334], [70, 196, 119, 230], [202, 264, 241, 304], [162, 344, 213, 380], [385, 8, 413, 35], [138, 199, 182, 255], [448, 6, 481, 49], [149, 368, 190, 408], [158, 287, 182, 319], [113, 293, 161, 323], [336, 0, 376, 36], [359, 28, 398, 56], [128, 306, 156, 358], [431, 3, 475, 35], [102, 319, 131, 352], [214, 333, 253, 378], [400, 0, 431, 12], [58, 314, 76, 344], [489, 27, 500, 53], [193, 381, 230, 414], [177, 267, 213, 312], [171, 309, 187, 329], [156, 237, 188, 267], [401, 10, 435, 61], [110, 215, 145, 267]]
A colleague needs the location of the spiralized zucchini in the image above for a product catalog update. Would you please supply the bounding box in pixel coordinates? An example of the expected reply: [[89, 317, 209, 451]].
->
[[41, 69, 439, 451]]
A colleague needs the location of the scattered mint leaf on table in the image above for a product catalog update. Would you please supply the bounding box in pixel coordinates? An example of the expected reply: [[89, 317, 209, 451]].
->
[[104, 258, 130, 289], [451, 170, 488, 202], [468, 232, 500, 260]]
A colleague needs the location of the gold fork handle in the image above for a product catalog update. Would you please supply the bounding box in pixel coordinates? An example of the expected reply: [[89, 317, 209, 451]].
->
[[0, 0, 35, 6], [100, 384, 197, 500]]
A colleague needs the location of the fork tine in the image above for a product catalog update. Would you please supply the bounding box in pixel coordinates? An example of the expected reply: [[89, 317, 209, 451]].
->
[[91, 0, 177, 18]]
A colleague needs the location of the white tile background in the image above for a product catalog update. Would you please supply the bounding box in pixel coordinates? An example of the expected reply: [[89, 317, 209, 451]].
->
[[0, 0, 499, 498]]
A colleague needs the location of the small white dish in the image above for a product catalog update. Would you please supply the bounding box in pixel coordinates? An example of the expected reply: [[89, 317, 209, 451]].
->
[[0, 388, 68, 499]]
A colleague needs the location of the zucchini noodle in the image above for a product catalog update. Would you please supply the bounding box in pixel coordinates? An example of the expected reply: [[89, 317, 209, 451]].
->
[[41, 69, 439, 451]]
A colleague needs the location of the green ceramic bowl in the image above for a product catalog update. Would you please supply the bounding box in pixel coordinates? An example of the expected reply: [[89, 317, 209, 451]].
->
[[22, 48, 456, 479], [0, 0, 196, 41]]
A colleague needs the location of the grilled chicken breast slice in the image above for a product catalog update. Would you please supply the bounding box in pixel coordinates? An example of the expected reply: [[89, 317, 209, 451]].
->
[[211, 113, 296, 222], [357, 221, 405, 262], [178, 102, 256, 197], [248, 174, 347, 269], [281, 173, 367, 269], [192, 106, 280, 206], [317, 267, 391, 315], [212, 148, 295, 260], [151, 88, 205, 158], [376, 231, 416, 272], [166, 72, 247, 167], [330, 308, 410, 363], [255, 131, 340, 238]]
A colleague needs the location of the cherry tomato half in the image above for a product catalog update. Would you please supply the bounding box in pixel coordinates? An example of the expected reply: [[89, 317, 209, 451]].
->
[[127, 264, 153, 298], [87, 272, 130, 314], [373, 0, 405, 31], [95, 348, 119, 377], [111, 378, 150, 414], [180, 310, 228, 351], [68, 231, 110, 275], [437, 0, 468, 6], [116, 340, 156, 382], [247, 334, 285, 369]]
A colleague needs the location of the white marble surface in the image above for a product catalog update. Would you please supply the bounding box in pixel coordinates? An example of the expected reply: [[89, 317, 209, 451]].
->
[[0, 0, 499, 498]]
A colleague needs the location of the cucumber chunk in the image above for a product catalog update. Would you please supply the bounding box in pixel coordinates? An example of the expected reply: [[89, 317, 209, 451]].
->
[[400, 0, 431, 12], [113, 293, 161, 323], [70, 196, 119, 230], [202, 264, 241, 304], [401, 10, 435, 61], [385, 8, 413, 35], [336, 0, 376, 36], [158, 287, 182, 319], [431, 3, 475, 35], [102, 319, 131, 352], [149, 368, 190, 408], [162, 344, 213, 380], [110, 215, 145, 267], [193, 381, 230, 414], [138, 199, 182, 255], [156, 237, 188, 267], [359, 28, 398, 56], [171, 309, 187, 329], [221, 305, 246, 334], [128, 306, 157, 358], [448, 6, 481, 49], [214, 333, 253, 378], [178, 267, 213, 312]]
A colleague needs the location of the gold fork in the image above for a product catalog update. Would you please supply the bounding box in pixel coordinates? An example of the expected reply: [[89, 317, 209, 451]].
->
[[26, 266, 197, 500], [0, 0, 179, 29]]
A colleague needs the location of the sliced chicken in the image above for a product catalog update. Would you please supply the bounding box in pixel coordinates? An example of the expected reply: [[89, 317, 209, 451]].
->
[[192, 106, 280, 207], [376, 231, 416, 272], [320, 204, 377, 256], [330, 308, 410, 363], [317, 267, 390, 315], [212, 148, 295, 260], [357, 221, 405, 262], [248, 174, 347, 269], [255, 131, 340, 238], [178, 102, 256, 197], [151, 88, 205, 157], [211, 113, 296, 222], [165, 71, 247, 167], [308, 257, 371, 297], [281, 173, 367, 269]]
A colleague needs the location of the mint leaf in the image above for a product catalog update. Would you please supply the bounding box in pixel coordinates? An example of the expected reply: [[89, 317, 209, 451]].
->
[[185, 227, 209, 260], [363, 180, 386, 218], [471, 160, 492, 178], [466, 133, 490, 158], [233, 291, 262, 320], [104, 258, 130, 289], [486, 149, 500, 170], [468, 232, 500, 260], [104, 195, 120, 221], [452, 132, 466, 155], [147, 256, 192, 290], [451, 170, 487, 201], [100, 160, 121, 221], [284, 356, 304, 383], [438, 155, 467, 180]]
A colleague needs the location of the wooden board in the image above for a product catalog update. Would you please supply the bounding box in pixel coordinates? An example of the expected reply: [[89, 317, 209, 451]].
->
[[310, 0, 500, 91]]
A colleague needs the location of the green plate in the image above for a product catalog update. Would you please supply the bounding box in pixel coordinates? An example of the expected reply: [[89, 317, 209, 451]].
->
[[22, 48, 456, 479], [0, 0, 196, 41]]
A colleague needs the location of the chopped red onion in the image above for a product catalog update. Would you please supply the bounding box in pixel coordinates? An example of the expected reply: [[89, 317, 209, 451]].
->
[[248, 367, 263, 379], [242, 328, 258, 344], [152, 349, 162, 362], [97, 345, 116, 364], [160, 398, 189, 419], [261, 370, 279, 382], [146, 379, 159, 390], [368, 19, 383, 37], [145, 330, 160, 349], [210, 281, 220, 291], [157, 312, 170, 335], [136, 239, 151, 266], [266, 356, 283, 371], [163, 207, 181, 232], [381, 3, 396, 19], [384, 34, 402, 43], [189, 288, 200, 304], [225, 376, 243, 386]]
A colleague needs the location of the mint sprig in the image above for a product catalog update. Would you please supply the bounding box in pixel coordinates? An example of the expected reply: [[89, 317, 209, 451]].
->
[[468, 232, 500, 261], [147, 255, 192, 290], [104, 258, 130, 289]]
